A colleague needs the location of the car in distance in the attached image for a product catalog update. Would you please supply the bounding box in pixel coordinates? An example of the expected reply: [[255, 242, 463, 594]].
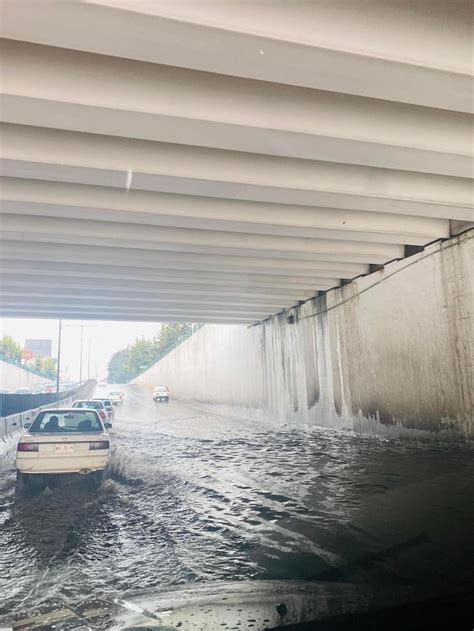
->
[[15, 387, 32, 395], [92, 398, 114, 421], [108, 391, 123, 406], [0, 388, 11, 394], [73, 399, 110, 425], [16, 408, 111, 491], [153, 385, 170, 403]]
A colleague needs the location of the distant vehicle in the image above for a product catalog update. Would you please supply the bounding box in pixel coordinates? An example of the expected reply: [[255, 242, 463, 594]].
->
[[0, 388, 11, 394], [92, 398, 114, 421], [153, 385, 169, 403], [16, 408, 111, 491], [108, 391, 123, 406], [15, 387, 32, 395], [72, 399, 109, 425], [44, 382, 56, 393]]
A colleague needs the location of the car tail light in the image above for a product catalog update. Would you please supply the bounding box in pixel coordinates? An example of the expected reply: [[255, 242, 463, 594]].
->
[[99, 410, 106, 419], [17, 442, 39, 452], [89, 440, 109, 450]]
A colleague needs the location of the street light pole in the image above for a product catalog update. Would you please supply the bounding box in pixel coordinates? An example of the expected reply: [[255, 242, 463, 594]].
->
[[87, 337, 92, 380], [79, 325, 84, 384], [56, 318, 62, 394]]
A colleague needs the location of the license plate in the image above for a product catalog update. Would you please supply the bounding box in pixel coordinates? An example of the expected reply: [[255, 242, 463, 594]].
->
[[55, 444, 75, 454]]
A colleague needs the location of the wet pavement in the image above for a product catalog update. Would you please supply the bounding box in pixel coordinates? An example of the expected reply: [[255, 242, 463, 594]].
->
[[0, 385, 473, 621]]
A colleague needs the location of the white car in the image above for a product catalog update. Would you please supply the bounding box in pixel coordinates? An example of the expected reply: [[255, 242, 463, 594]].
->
[[92, 398, 115, 421], [73, 399, 109, 425], [108, 391, 123, 406], [16, 408, 111, 491], [153, 385, 170, 403], [15, 387, 32, 395]]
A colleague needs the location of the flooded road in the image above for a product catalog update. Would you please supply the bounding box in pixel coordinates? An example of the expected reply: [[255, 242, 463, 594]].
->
[[1, 385, 473, 622]]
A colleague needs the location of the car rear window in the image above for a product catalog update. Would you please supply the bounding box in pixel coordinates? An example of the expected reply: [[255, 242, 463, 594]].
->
[[29, 411, 103, 433], [94, 399, 112, 406], [73, 400, 102, 410]]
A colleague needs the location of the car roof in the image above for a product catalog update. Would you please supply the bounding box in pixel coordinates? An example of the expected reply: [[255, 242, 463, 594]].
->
[[37, 407, 99, 413]]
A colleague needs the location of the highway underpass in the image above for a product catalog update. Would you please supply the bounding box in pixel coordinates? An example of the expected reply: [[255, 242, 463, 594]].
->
[[0, 2, 473, 628]]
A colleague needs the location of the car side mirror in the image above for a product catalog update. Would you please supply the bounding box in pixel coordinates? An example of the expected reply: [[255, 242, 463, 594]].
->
[[105, 423, 112, 429], [24, 422, 31, 429]]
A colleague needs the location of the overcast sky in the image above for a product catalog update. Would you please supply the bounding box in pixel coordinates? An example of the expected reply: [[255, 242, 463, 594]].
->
[[1, 317, 162, 381]]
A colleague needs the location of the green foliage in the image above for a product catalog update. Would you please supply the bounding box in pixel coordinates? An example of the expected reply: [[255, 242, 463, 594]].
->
[[33, 355, 57, 379], [0, 336, 56, 379], [107, 323, 198, 383], [155, 322, 194, 350], [0, 334, 22, 362], [41, 357, 57, 379]]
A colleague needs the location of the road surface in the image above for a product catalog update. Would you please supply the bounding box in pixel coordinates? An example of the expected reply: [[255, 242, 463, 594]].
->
[[0, 385, 473, 620]]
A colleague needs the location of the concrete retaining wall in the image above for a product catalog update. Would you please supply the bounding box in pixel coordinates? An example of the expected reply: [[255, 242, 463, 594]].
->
[[134, 230, 473, 438], [0, 360, 50, 391]]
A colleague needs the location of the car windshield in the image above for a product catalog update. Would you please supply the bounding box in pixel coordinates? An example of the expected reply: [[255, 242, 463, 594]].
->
[[29, 411, 103, 433], [109, 392, 120, 396], [73, 400, 102, 410]]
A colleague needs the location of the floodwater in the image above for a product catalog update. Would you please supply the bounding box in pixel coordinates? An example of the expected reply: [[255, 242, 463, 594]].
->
[[0, 385, 473, 624]]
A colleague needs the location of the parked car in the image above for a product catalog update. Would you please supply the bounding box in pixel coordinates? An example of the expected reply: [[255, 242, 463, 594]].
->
[[0, 388, 11, 394], [73, 399, 109, 425], [15, 387, 32, 395], [108, 391, 123, 406], [153, 385, 170, 403], [92, 398, 114, 421], [16, 408, 111, 491]]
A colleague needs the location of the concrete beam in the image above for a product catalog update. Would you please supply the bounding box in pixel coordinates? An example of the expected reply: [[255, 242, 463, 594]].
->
[[2, 0, 471, 111], [0, 259, 337, 291], [0, 177, 452, 245], [0, 242, 371, 278], [1, 40, 471, 176], [0, 279, 314, 308], [1, 125, 471, 220], [0, 266, 339, 301], [0, 296, 274, 318], [0, 290, 293, 311], [0, 307, 258, 325], [0, 213, 405, 264]]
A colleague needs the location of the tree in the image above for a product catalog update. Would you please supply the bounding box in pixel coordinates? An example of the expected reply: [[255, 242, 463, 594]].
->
[[0, 335, 22, 363], [126, 337, 158, 376], [41, 357, 57, 379], [108, 348, 132, 384], [106, 323, 199, 383], [155, 323, 195, 352]]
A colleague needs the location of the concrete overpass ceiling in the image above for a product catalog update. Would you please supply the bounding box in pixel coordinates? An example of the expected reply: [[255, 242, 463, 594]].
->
[[0, 1, 473, 324]]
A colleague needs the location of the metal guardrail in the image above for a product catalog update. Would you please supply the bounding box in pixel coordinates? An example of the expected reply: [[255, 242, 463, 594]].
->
[[0, 380, 97, 445], [129, 324, 204, 382], [0, 380, 96, 418]]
